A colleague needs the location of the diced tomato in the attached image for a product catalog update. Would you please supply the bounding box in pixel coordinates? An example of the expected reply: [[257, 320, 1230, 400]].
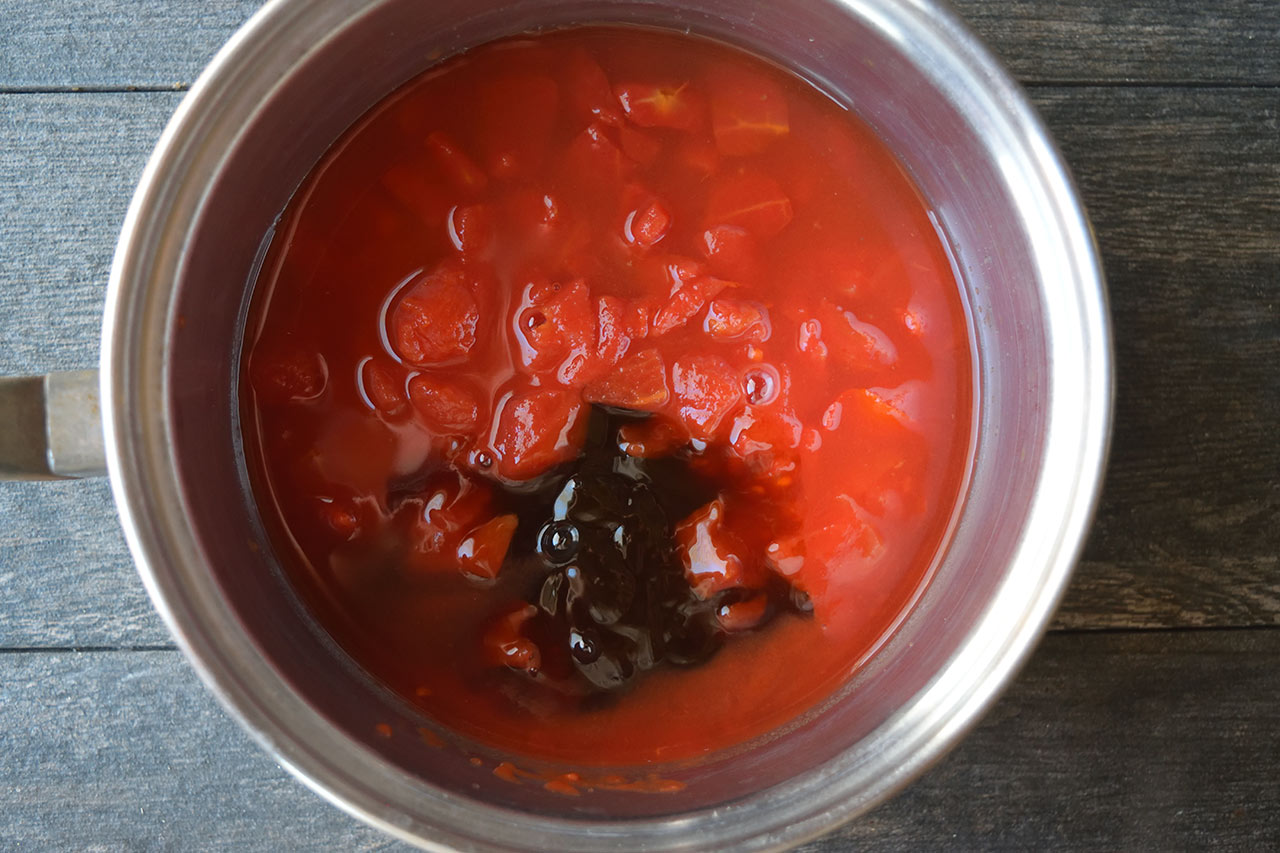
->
[[456, 513, 518, 581], [670, 354, 743, 440], [675, 498, 748, 598], [709, 68, 790, 156], [816, 388, 927, 515], [706, 170, 793, 238], [765, 496, 882, 606], [490, 387, 587, 481], [675, 135, 720, 177], [700, 224, 759, 281], [816, 299, 899, 383], [704, 298, 770, 341], [652, 277, 730, 336], [635, 254, 705, 300], [613, 81, 707, 131], [391, 264, 481, 366], [616, 416, 689, 459], [624, 200, 672, 247], [250, 348, 326, 404], [360, 359, 407, 416], [618, 124, 663, 165], [583, 348, 669, 411], [514, 279, 597, 381], [475, 74, 560, 175], [564, 121, 631, 184], [408, 374, 481, 431], [446, 204, 492, 256], [562, 48, 622, 125], [378, 161, 451, 228], [594, 295, 646, 366], [425, 131, 488, 192], [482, 603, 541, 672]]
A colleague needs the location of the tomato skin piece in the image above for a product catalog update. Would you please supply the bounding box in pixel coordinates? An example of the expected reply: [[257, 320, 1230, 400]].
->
[[613, 81, 707, 131], [583, 348, 669, 411], [408, 374, 481, 431], [706, 171, 794, 238], [670, 354, 743, 440], [457, 513, 519, 581], [490, 387, 587, 481], [390, 264, 481, 366]]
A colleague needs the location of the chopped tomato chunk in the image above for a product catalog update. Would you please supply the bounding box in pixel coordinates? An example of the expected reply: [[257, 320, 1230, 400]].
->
[[624, 200, 672, 247], [700, 225, 759, 281], [490, 387, 587, 481], [703, 298, 770, 341], [670, 354, 742, 440], [675, 498, 748, 598], [391, 264, 481, 366], [583, 348, 669, 411], [613, 81, 706, 131], [361, 359, 407, 415], [408, 374, 481, 431], [425, 131, 488, 192]]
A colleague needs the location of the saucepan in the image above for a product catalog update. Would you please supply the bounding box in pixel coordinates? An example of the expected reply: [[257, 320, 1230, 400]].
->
[[0, 0, 1111, 849]]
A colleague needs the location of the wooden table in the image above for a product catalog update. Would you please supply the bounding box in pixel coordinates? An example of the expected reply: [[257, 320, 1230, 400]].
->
[[2, 1, 1276, 848]]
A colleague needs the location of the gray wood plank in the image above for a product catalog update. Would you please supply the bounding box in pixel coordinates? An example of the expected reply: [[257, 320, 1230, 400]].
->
[[0, 0, 260, 90], [955, 0, 1280, 85], [0, 93, 180, 649], [1, 0, 1277, 89], [0, 85, 1275, 647], [1, 630, 1275, 849], [1034, 87, 1280, 630]]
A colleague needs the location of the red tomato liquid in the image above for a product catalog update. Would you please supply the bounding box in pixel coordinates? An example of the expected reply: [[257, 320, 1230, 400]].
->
[[241, 27, 974, 765]]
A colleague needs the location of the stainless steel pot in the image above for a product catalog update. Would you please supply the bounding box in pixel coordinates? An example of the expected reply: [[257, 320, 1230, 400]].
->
[[0, 0, 1111, 849]]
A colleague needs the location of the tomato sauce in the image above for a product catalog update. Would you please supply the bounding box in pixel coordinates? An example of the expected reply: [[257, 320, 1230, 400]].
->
[[241, 27, 974, 765]]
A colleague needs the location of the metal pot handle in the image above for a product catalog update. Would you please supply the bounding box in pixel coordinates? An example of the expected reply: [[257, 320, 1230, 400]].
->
[[0, 370, 107, 480]]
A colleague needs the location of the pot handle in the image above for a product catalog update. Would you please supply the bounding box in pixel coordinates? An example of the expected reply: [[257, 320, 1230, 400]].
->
[[0, 370, 107, 480]]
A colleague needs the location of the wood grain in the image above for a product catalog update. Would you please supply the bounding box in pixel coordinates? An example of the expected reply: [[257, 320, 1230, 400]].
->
[[1, 631, 1275, 850], [955, 0, 1280, 85], [0, 84, 1275, 645], [1035, 88, 1280, 630], [1, 0, 1277, 89]]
